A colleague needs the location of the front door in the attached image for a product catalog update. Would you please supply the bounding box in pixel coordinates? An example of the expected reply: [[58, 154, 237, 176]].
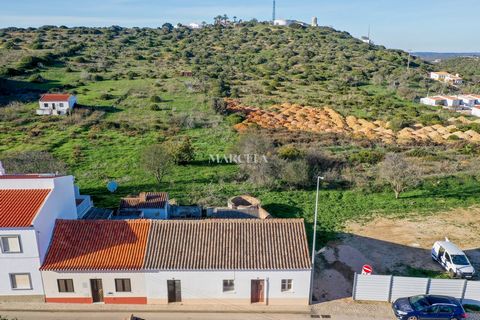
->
[[250, 279, 265, 303], [90, 279, 104, 303], [167, 280, 181, 303]]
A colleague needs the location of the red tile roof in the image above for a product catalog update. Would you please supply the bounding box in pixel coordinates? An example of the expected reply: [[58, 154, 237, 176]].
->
[[39, 94, 72, 102], [41, 220, 151, 271], [0, 189, 51, 227], [120, 192, 168, 210], [144, 219, 311, 270]]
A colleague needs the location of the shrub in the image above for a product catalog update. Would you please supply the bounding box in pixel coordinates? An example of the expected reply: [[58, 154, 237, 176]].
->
[[150, 95, 162, 103], [28, 74, 45, 83], [225, 114, 245, 126], [348, 150, 384, 165], [278, 145, 302, 160], [166, 137, 195, 164], [150, 104, 161, 111], [211, 98, 228, 115]]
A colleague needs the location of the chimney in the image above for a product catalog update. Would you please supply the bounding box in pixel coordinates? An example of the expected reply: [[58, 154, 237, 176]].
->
[[0, 161, 5, 175]]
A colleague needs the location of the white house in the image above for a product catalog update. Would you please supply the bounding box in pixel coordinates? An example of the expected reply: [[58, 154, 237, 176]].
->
[[273, 19, 308, 27], [41, 219, 311, 305], [430, 72, 463, 85], [443, 96, 462, 108], [471, 106, 480, 118], [420, 96, 446, 106], [0, 174, 79, 302], [37, 93, 77, 115], [118, 192, 170, 219]]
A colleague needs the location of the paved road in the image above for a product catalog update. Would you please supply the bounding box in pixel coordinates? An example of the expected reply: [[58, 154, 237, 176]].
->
[[0, 312, 314, 320]]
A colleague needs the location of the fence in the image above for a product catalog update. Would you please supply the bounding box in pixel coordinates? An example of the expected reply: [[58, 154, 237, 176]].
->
[[352, 273, 480, 303]]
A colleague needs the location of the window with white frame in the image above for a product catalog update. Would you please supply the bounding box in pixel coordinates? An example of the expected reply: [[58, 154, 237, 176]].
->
[[223, 279, 235, 292], [10, 273, 32, 290], [1, 235, 22, 253], [281, 279, 292, 292]]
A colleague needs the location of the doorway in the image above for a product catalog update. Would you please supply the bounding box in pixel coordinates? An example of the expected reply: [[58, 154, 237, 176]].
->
[[167, 280, 181, 303], [90, 279, 104, 303], [251, 279, 265, 303]]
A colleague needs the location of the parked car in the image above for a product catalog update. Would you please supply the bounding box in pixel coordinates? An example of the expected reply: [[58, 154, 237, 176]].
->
[[431, 239, 476, 279], [392, 294, 467, 320]]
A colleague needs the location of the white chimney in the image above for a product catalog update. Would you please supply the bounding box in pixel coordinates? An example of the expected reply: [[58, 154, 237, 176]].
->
[[0, 161, 5, 175]]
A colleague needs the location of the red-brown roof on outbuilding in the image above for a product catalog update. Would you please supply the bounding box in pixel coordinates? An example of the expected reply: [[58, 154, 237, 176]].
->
[[39, 94, 72, 102]]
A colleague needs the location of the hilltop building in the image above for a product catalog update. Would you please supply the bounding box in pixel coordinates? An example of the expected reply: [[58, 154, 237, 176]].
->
[[37, 93, 77, 115], [430, 72, 463, 85], [40, 219, 311, 305]]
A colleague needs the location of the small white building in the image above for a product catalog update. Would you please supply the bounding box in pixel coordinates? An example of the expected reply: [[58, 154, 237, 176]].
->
[[119, 192, 170, 219], [41, 219, 311, 305], [458, 95, 479, 108], [430, 72, 463, 85], [420, 96, 447, 106], [0, 174, 80, 302], [37, 93, 77, 115], [443, 96, 462, 108], [273, 19, 308, 27], [471, 106, 480, 117]]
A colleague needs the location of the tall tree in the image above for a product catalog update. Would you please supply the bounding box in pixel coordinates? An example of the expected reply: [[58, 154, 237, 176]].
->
[[378, 153, 420, 199]]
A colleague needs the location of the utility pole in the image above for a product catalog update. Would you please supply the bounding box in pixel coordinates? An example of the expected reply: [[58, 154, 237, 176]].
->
[[309, 175, 324, 305]]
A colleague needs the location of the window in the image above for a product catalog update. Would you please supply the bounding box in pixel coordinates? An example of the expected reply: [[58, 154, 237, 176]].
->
[[59, 103, 64, 108], [57, 279, 74, 293], [43, 103, 48, 108], [281, 279, 293, 292], [223, 279, 235, 292], [10, 273, 32, 290], [1, 236, 22, 253], [115, 279, 131, 292]]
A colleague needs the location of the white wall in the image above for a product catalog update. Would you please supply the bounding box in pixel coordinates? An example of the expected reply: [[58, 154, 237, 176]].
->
[[32, 176, 78, 261], [145, 270, 311, 305], [0, 229, 44, 296], [42, 271, 147, 300]]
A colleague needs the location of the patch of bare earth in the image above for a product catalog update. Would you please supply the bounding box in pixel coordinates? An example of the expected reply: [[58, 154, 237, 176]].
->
[[313, 207, 480, 302]]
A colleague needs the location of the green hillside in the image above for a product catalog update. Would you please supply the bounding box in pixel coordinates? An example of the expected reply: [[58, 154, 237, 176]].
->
[[1, 22, 480, 244]]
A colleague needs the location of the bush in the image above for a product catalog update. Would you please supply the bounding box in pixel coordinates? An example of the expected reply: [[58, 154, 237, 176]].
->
[[28, 74, 46, 83], [389, 116, 413, 132], [211, 98, 229, 115], [150, 95, 162, 103], [99, 93, 114, 100], [348, 150, 384, 165], [150, 104, 161, 111], [166, 137, 195, 164], [225, 114, 245, 126], [278, 145, 302, 160]]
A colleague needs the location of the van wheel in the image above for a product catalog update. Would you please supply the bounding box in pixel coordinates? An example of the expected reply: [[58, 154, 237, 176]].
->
[[449, 269, 456, 278], [407, 316, 418, 320]]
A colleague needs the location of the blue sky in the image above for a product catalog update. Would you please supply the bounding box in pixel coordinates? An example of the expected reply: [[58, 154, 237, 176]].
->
[[1, 0, 479, 52]]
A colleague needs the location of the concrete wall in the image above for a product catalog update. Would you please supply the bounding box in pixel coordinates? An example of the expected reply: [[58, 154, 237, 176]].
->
[[145, 270, 311, 305], [0, 228, 44, 299], [42, 271, 147, 304], [32, 176, 78, 261]]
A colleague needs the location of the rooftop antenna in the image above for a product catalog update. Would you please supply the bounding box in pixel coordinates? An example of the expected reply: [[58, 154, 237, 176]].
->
[[272, 0, 276, 22]]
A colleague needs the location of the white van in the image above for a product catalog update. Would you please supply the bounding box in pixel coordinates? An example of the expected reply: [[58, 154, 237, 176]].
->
[[431, 239, 475, 279]]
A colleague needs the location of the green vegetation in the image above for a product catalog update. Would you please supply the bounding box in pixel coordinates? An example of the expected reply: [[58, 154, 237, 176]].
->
[[1, 23, 480, 246], [402, 266, 450, 279]]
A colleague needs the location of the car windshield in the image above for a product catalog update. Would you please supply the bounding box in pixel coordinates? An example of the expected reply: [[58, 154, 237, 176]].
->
[[451, 254, 469, 266], [409, 295, 431, 311]]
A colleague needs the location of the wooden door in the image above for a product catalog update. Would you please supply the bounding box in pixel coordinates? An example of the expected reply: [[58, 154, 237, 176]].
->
[[251, 279, 265, 303], [90, 279, 104, 303], [167, 280, 181, 303]]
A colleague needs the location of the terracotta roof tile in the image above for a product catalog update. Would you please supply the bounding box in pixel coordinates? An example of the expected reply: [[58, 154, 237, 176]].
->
[[120, 192, 168, 210], [41, 220, 151, 271], [0, 189, 51, 227], [39, 94, 72, 102], [144, 219, 311, 270]]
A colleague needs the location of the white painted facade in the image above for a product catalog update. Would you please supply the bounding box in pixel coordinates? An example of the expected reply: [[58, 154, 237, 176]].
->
[[471, 107, 480, 118], [41, 269, 310, 305], [145, 270, 311, 305], [0, 176, 79, 300], [41, 271, 147, 303], [37, 96, 77, 115], [444, 97, 462, 107], [420, 97, 446, 106]]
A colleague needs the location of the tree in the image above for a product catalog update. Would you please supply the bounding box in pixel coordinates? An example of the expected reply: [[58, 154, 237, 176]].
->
[[378, 153, 420, 199], [140, 144, 174, 185], [166, 137, 195, 164], [161, 23, 174, 33], [2, 151, 67, 174]]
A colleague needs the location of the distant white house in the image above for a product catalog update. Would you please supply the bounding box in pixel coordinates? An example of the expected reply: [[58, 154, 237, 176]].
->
[[430, 72, 463, 85], [457, 95, 480, 108], [420, 96, 447, 106], [0, 174, 83, 302], [443, 96, 462, 107], [37, 94, 77, 115], [187, 22, 203, 29], [471, 106, 480, 117], [118, 192, 170, 219], [273, 19, 308, 27]]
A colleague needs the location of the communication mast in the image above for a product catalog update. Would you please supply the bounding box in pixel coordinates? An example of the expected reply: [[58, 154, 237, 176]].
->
[[272, 0, 276, 22]]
